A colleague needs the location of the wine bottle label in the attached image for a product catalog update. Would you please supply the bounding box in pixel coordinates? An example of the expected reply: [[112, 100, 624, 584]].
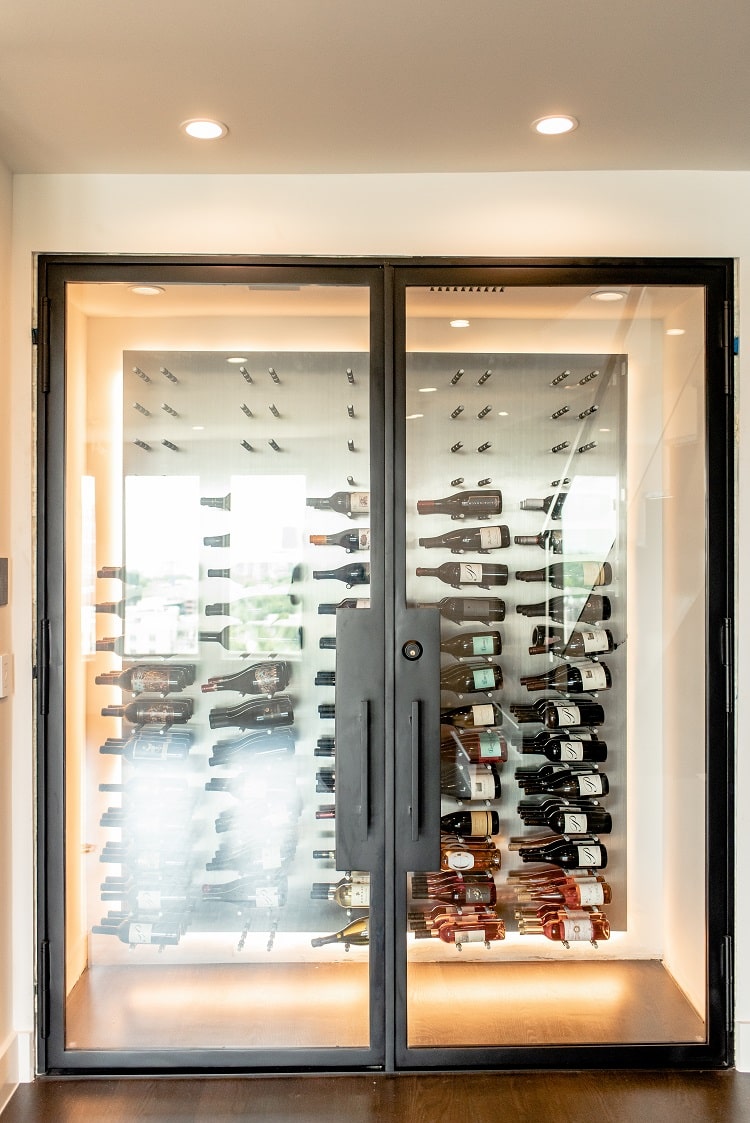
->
[[358, 529, 371, 549], [562, 812, 589, 834], [127, 922, 154, 944], [477, 731, 504, 757], [578, 628, 610, 653], [471, 667, 497, 691], [465, 884, 495, 903], [261, 846, 282, 869], [136, 890, 162, 911], [479, 527, 505, 549], [355, 599, 370, 609], [561, 916, 595, 942], [470, 811, 493, 835], [351, 492, 370, 512], [578, 562, 607, 586], [471, 636, 496, 655], [255, 886, 281, 908], [132, 742, 171, 760], [445, 850, 475, 870], [553, 703, 581, 725], [457, 929, 486, 943], [577, 883, 605, 906], [578, 664, 609, 690], [576, 774, 604, 796], [468, 770, 494, 799], [253, 665, 284, 692], [130, 669, 172, 694], [344, 884, 370, 907], [137, 851, 163, 871], [576, 844, 602, 866], [559, 741, 585, 761], [471, 705, 496, 726], [459, 564, 483, 584]]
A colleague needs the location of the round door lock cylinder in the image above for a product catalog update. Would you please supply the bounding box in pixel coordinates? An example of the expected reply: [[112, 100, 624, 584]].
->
[[402, 640, 423, 661]]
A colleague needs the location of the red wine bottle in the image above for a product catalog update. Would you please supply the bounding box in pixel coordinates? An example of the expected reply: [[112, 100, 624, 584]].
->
[[416, 562, 508, 589], [309, 528, 370, 552], [201, 661, 291, 696], [519, 662, 611, 694], [529, 625, 615, 656], [417, 490, 502, 519], [416, 597, 505, 624], [208, 695, 294, 731], [94, 664, 195, 695], [100, 699, 194, 728], [312, 562, 370, 587], [306, 491, 369, 516], [418, 525, 510, 552]]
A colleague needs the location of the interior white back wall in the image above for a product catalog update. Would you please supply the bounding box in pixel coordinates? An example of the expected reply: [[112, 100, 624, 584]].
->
[[9, 169, 750, 1072]]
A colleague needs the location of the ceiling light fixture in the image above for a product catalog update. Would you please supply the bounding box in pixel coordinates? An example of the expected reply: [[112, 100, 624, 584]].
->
[[128, 284, 164, 296], [591, 290, 627, 302], [181, 118, 229, 140], [418, 387, 438, 393], [666, 328, 686, 336], [226, 356, 248, 364], [406, 413, 424, 420], [450, 319, 470, 328], [532, 115, 578, 136]]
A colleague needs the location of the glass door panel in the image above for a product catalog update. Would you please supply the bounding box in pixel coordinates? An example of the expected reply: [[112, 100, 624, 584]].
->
[[57, 273, 384, 1065], [399, 281, 711, 1053]]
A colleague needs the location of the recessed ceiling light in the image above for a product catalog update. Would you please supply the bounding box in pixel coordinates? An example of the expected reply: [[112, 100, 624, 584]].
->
[[226, 356, 248, 364], [192, 426, 205, 431], [533, 115, 578, 136], [128, 284, 164, 296], [591, 290, 627, 302], [450, 319, 470, 328], [497, 411, 509, 417], [666, 328, 686, 336], [181, 118, 228, 140], [418, 387, 438, 393]]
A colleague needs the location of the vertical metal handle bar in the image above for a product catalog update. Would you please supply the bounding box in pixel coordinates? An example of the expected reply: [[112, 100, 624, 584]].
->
[[360, 699, 370, 842], [410, 700, 420, 842]]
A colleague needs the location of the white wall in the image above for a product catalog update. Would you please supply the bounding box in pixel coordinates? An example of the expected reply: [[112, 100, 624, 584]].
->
[[9, 170, 750, 1070]]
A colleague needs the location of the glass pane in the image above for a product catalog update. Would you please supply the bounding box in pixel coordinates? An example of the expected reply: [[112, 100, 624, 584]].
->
[[403, 284, 707, 1048], [64, 281, 373, 1053]]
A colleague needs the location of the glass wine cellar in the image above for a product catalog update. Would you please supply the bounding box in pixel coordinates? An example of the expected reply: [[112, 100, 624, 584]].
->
[[36, 257, 734, 1072]]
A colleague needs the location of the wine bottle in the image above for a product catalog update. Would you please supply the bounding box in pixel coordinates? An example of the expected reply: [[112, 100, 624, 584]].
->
[[100, 699, 194, 728], [519, 493, 568, 519], [513, 530, 564, 553], [198, 624, 297, 653], [441, 702, 502, 729], [205, 841, 291, 874], [440, 630, 502, 659], [99, 733, 193, 764], [516, 594, 611, 623], [416, 490, 502, 519], [95, 600, 127, 617], [97, 565, 131, 580], [306, 491, 369, 516], [519, 736, 608, 763], [515, 562, 613, 589], [208, 695, 294, 731], [200, 494, 231, 510], [441, 728, 508, 763], [440, 810, 499, 838], [517, 879, 612, 909], [317, 599, 370, 614], [440, 844, 502, 872], [440, 762, 501, 801], [207, 728, 296, 766], [94, 664, 195, 696], [98, 843, 190, 873], [312, 562, 370, 587], [519, 662, 612, 694], [518, 770, 609, 798], [418, 526, 510, 552], [532, 806, 613, 835], [200, 661, 291, 697], [311, 916, 369, 948], [519, 911, 610, 946], [517, 838, 608, 869], [428, 918, 505, 947], [309, 528, 370, 552], [529, 625, 616, 657], [315, 671, 336, 687], [516, 699, 606, 729], [202, 876, 287, 907], [440, 662, 502, 695], [410, 872, 497, 905], [416, 597, 505, 624], [203, 534, 231, 548], [91, 918, 182, 946], [96, 636, 125, 655], [310, 875, 370, 909], [416, 562, 508, 589]]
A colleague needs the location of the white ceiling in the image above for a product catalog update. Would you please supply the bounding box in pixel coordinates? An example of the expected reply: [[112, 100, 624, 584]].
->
[[0, 0, 747, 175]]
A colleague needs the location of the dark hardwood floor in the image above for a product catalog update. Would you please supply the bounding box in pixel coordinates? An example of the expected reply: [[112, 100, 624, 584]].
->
[[3, 1071, 750, 1123]]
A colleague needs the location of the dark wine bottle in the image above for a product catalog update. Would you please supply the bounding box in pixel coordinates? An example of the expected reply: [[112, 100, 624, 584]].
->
[[511, 699, 605, 729], [306, 491, 369, 516], [513, 530, 564, 553], [309, 528, 370, 552], [519, 736, 608, 763], [440, 630, 502, 659], [97, 565, 131, 580], [312, 562, 370, 587], [441, 702, 502, 729], [516, 594, 611, 623], [198, 625, 268, 652], [515, 562, 613, 589], [415, 562, 508, 589], [529, 624, 615, 656], [202, 876, 287, 907], [517, 838, 608, 869], [440, 662, 502, 694], [208, 695, 294, 731], [528, 805, 613, 835], [416, 490, 502, 519], [200, 494, 231, 510], [519, 769, 609, 798], [100, 698, 194, 728], [99, 737, 192, 763], [94, 664, 195, 696], [519, 662, 612, 694], [200, 660, 291, 696], [317, 598, 370, 614], [416, 597, 505, 624], [207, 728, 296, 766], [519, 493, 568, 519], [91, 918, 182, 946], [410, 872, 497, 905], [440, 810, 500, 837], [95, 600, 127, 617], [418, 525, 510, 553], [203, 534, 231, 548]]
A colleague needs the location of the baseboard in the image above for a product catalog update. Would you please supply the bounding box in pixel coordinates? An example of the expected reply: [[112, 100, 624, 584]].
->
[[0, 1030, 33, 1112], [736, 1021, 750, 1072]]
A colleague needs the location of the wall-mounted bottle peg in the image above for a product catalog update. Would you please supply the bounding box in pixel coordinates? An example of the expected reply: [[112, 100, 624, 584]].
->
[[451, 369, 465, 385], [346, 368, 355, 384], [550, 369, 571, 387], [579, 370, 599, 385], [551, 477, 570, 487], [477, 477, 492, 486], [241, 403, 253, 418], [161, 439, 179, 451], [451, 405, 464, 418], [347, 404, 355, 418], [132, 402, 151, 416], [477, 405, 492, 419], [239, 366, 253, 383], [269, 367, 281, 384], [269, 439, 282, 452], [346, 475, 355, 486], [578, 441, 598, 454], [132, 366, 151, 383], [160, 366, 178, 384], [550, 405, 569, 420], [477, 442, 491, 453], [451, 442, 463, 453], [477, 370, 492, 385], [204, 533, 230, 548], [451, 477, 464, 487], [550, 441, 570, 454], [269, 404, 281, 418], [134, 439, 151, 451], [161, 403, 179, 417], [578, 404, 600, 419], [347, 440, 355, 452], [241, 440, 254, 452]]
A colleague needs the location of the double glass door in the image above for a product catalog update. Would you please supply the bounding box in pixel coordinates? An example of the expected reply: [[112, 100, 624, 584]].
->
[[37, 257, 733, 1073]]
